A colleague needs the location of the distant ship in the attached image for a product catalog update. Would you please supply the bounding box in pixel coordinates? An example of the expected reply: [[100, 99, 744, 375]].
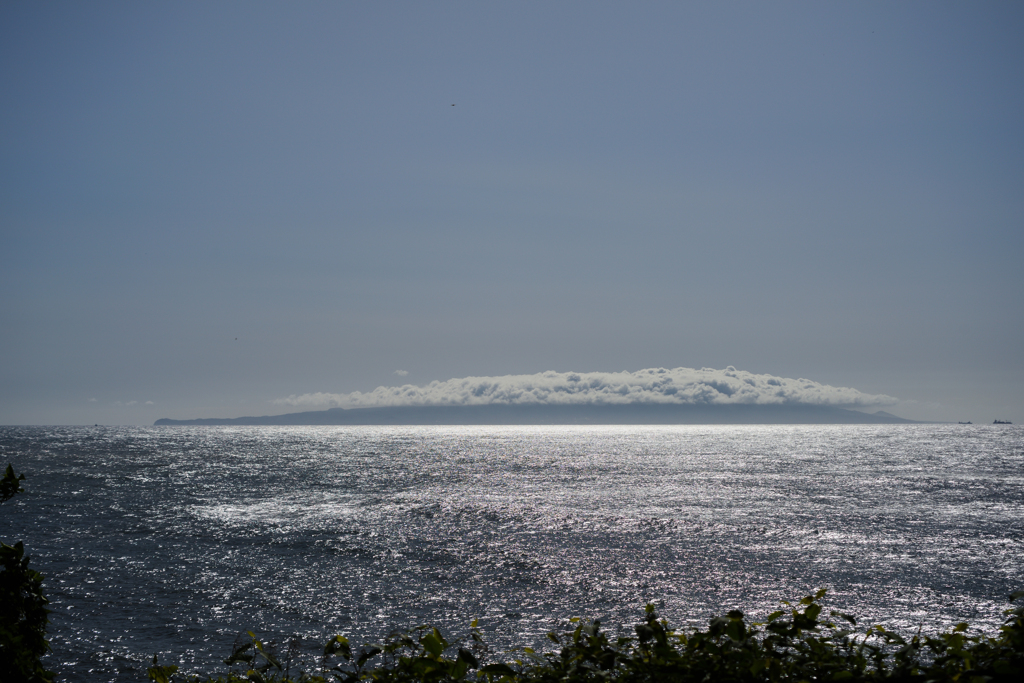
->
[[993, 419, 1013, 424], [958, 421, 972, 424]]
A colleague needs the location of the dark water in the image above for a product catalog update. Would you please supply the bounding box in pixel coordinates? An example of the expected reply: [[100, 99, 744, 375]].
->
[[2, 424, 1022, 681]]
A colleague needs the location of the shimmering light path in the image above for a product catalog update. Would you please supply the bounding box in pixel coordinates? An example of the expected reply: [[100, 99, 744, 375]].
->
[[2, 425, 1022, 681]]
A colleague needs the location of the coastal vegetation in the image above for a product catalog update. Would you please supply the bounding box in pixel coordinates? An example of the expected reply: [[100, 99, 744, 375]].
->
[[151, 589, 1024, 683], [1, 464, 53, 683]]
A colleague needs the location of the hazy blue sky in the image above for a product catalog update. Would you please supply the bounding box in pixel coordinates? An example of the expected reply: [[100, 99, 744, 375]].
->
[[2, 1, 1022, 425]]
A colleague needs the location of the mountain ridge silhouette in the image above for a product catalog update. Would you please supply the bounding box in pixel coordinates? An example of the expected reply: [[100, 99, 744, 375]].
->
[[154, 403, 920, 426]]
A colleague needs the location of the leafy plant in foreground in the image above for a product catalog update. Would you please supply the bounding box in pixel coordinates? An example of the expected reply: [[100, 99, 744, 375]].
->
[[1, 464, 54, 683], [158, 589, 1024, 683], [1, 463, 26, 502]]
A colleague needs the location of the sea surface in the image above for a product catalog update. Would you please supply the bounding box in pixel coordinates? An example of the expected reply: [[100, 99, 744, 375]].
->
[[1, 424, 1022, 681]]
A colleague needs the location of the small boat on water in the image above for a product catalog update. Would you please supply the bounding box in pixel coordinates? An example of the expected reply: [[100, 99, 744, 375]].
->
[[958, 421, 972, 424], [993, 419, 1012, 424]]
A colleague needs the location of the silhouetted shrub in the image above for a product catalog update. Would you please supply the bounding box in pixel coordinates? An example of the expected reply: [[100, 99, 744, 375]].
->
[[155, 588, 1024, 683], [0, 464, 54, 683]]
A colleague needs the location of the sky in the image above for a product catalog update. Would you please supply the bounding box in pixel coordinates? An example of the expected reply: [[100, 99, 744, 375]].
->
[[1, 1, 1022, 426]]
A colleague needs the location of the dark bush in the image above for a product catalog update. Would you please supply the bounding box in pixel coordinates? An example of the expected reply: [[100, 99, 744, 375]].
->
[[159, 588, 1024, 683], [0, 464, 54, 683]]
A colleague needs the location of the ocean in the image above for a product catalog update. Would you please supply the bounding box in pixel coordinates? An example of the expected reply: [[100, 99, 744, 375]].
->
[[1, 424, 1022, 681]]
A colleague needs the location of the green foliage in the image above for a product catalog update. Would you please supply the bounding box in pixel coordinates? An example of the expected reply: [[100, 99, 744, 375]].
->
[[159, 590, 1024, 683], [1, 463, 26, 502], [148, 655, 180, 683], [0, 465, 53, 683]]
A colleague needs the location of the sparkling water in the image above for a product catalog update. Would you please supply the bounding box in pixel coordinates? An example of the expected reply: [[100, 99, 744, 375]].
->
[[2, 424, 1022, 681]]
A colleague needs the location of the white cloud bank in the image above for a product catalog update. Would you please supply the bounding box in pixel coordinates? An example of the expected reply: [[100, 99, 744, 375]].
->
[[273, 366, 897, 410]]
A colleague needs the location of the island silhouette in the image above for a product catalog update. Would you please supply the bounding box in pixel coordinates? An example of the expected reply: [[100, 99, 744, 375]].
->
[[155, 403, 919, 426]]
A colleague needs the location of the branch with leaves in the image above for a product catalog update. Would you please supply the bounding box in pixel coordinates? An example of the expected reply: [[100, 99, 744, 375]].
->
[[154, 589, 1024, 683], [1, 464, 54, 683]]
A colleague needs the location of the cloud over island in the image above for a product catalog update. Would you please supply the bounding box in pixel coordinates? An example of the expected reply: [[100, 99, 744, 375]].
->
[[273, 367, 898, 410]]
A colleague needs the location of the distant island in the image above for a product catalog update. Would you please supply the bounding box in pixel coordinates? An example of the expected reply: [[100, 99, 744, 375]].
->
[[154, 404, 920, 426]]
